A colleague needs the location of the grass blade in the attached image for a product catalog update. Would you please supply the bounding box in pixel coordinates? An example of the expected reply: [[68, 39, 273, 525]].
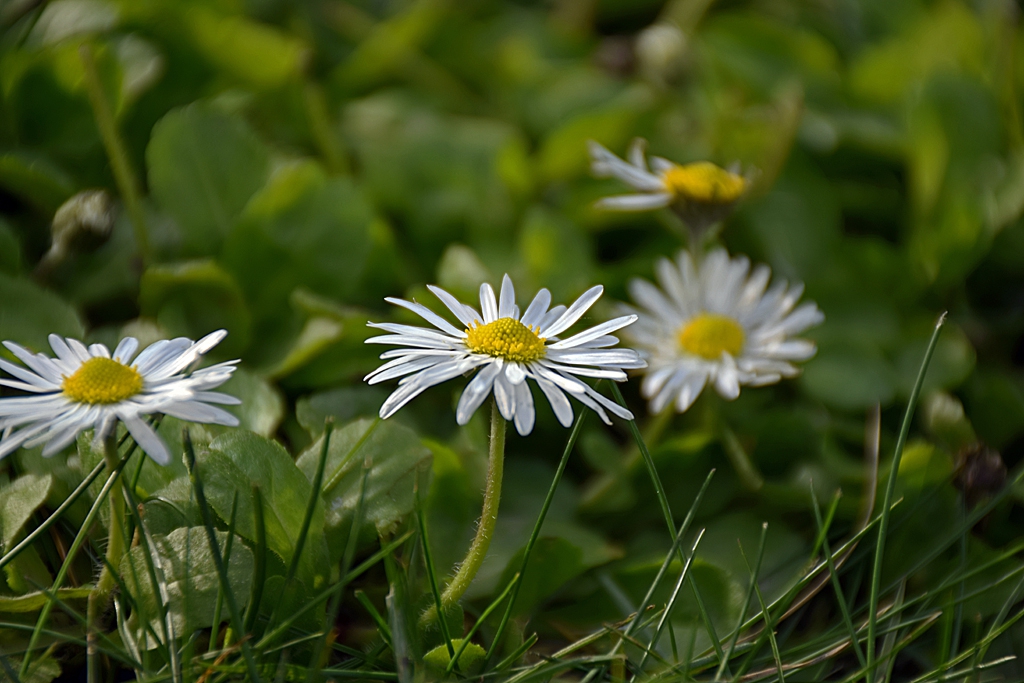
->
[[244, 485, 268, 636], [416, 499, 454, 658], [633, 528, 706, 679], [485, 408, 589, 663], [445, 573, 520, 675], [611, 383, 726, 663], [184, 429, 262, 683], [810, 487, 866, 670], [866, 312, 945, 683], [715, 525, 768, 682]]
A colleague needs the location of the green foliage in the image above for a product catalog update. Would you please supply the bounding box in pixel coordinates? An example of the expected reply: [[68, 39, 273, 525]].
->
[[296, 418, 431, 561], [2, 0, 1024, 680], [120, 527, 253, 648]]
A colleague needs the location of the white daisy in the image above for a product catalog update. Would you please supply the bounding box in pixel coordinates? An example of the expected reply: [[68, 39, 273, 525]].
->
[[588, 138, 748, 228], [625, 249, 823, 414], [364, 275, 647, 435], [0, 330, 240, 464]]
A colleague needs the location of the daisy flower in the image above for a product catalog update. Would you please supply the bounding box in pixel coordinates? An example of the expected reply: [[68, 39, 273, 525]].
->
[[0, 330, 240, 464], [365, 275, 646, 435], [625, 249, 823, 413], [588, 138, 748, 231]]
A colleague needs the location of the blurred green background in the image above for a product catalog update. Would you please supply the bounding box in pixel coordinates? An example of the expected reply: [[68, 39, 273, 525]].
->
[[3, 0, 1024, 676]]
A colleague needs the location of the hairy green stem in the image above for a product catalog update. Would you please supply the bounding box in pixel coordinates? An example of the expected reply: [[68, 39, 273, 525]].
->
[[442, 399, 506, 609], [86, 433, 126, 683]]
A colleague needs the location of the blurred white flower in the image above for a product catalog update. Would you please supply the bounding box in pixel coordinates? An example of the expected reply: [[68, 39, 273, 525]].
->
[[365, 275, 646, 435], [625, 249, 823, 413], [0, 331, 240, 464], [588, 138, 749, 231]]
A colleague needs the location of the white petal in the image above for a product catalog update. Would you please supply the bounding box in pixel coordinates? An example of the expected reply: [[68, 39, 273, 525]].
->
[[366, 355, 449, 384], [674, 372, 708, 412], [428, 285, 482, 327], [595, 193, 673, 211], [521, 288, 552, 329], [456, 362, 502, 425], [538, 305, 567, 333], [545, 349, 645, 368], [89, 343, 111, 358], [498, 275, 516, 319], [385, 297, 466, 338], [368, 322, 460, 343], [492, 373, 515, 421], [0, 379, 54, 393], [587, 140, 665, 191], [533, 376, 573, 427], [512, 381, 535, 435], [41, 423, 87, 457], [712, 355, 741, 400], [2, 344, 65, 385], [549, 315, 637, 349], [364, 334, 461, 350], [113, 337, 140, 364], [122, 414, 171, 465], [67, 338, 93, 362], [479, 282, 498, 323], [650, 156, 675, 174], [540, 285, 604, 338], [627, 137, 648, 171], [543, 364, 626, 381], [505, 362, 527, 385], [194, 329, 229, 355], [48, 335, 80, 366], [192, 391, 242, 405], [0, 359, 57, 389], [161, 401, 239, 426]]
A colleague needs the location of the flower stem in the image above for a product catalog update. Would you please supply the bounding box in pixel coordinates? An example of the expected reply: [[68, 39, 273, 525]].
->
[[442, 399, 506, 609], [79, 43, 151, 263], [87, 432, 126, 682]]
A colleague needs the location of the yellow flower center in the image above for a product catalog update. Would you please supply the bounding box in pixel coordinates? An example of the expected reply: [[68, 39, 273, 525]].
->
[[678, 313, 745, 360], [661, 162, 746, 204], [464, 317, 547, 363], [61, 357, 144, 404]]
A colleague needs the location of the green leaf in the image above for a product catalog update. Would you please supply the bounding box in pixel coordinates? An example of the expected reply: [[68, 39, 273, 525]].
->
[[218, 368, 284, 437], [0, 274, 84, 353], [499, 537, 584, 617], [517, 206, 596, 300], [147, 104, 271, 256], [120, 527, 253, 648], [139, 260, 251, 356], [0, 586, 91, 613], [184, 7, 306, 89], [800, 341, 896, 411], [0, 152, 74, 213], [201, 431, 330, 591], [223, 173, 375, 330], [296, 418, 432, 563], [0, 218, 21, 274], [0, 474, 53, 551], [296, 386, 390, 437]]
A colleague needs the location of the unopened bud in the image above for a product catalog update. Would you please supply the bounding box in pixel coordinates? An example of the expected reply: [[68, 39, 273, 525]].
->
[[923, 391, 976, 452], [636, 23, 687, 83], [954, 444, 1006, 509], [51, 189, 116, 254]]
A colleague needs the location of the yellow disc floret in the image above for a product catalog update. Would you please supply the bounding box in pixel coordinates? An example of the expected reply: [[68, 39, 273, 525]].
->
[[661, 162, 746, 204], [678, 313, 745, 360], [464, 317, 547, 363], [61, 357, 144, 404]]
